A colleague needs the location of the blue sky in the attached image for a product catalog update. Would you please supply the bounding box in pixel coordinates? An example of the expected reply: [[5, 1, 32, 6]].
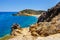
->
[[0, 0, 60, 12]]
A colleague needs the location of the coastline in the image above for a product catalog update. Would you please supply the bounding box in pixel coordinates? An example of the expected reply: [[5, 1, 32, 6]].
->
[[0, 34, 11, 40], [8, 27, 60, 40], [31, 15, 41, 18]]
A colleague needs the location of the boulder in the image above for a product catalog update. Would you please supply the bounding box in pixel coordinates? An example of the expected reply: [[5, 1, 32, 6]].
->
[[11, 24, 22, 36]]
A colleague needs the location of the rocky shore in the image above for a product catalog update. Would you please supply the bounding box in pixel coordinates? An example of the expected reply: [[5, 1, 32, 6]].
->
[[9, 2, 60, 40], [9, 14, 60, 40], [9, 21, 60, 40]]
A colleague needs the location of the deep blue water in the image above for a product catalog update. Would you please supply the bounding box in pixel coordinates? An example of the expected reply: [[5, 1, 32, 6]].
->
[[0, 12, 38, 37]]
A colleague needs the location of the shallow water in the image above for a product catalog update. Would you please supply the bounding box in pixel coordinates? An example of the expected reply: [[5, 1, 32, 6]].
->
[[0, 12, 38, 37]]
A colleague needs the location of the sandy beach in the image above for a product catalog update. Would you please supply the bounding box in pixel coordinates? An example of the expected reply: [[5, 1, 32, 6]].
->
[[31, 15, 41, 18]]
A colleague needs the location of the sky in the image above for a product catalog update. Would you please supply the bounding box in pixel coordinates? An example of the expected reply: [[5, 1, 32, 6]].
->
[[0, 0, 60, 12]]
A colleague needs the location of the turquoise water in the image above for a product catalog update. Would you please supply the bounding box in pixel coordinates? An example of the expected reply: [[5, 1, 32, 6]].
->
[[0, 12, 38, 37]]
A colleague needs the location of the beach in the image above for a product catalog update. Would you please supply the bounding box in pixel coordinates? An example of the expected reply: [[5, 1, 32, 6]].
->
[[31, 15, 41, 18]]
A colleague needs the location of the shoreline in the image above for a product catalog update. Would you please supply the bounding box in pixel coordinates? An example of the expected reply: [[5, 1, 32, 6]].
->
[[31, 15, 41, 18], [0, 34, 11, 40]]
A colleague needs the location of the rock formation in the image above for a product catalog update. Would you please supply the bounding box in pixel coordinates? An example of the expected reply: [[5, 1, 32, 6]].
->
[[30, 2, 60, 37], [11, 23, 22, 36], [37, 2, 60, 23], [30, 17, 60, 37]]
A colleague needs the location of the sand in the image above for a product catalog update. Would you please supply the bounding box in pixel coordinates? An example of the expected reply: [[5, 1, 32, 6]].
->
[[9, 28, 60, 40]]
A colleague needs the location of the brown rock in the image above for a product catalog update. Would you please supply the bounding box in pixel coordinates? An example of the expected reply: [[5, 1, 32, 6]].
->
[[11, 23, 22, 36]]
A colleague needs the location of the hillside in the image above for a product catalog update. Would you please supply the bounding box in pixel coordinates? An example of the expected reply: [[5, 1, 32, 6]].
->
[[12, 9, 46, 16]]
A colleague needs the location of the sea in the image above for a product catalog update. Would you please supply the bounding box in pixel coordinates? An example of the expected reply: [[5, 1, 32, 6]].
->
[[0, 12, 38, 37]]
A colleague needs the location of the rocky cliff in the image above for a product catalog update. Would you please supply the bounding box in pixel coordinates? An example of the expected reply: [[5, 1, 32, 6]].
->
[[9, 2, 60, 40], [9, 13, 60, 40], [30, 15, 60, 37], [37, 2, 60, 23]]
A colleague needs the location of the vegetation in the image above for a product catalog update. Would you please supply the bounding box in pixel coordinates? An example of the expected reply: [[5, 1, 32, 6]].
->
[[19, 9, 46, 15]]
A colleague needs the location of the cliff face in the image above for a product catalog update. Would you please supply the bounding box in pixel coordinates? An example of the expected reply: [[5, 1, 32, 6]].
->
[[37, 2, 60, 23], [29, 2, 60, 37], [30, 15, 60, 37]]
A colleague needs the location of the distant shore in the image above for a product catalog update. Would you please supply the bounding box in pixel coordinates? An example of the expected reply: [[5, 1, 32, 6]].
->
[[31, 15, 41, 18]]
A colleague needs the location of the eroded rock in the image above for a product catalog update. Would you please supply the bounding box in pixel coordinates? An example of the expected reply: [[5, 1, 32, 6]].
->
[[11, 24, 22, 36], [37, 2, 60, 23]]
